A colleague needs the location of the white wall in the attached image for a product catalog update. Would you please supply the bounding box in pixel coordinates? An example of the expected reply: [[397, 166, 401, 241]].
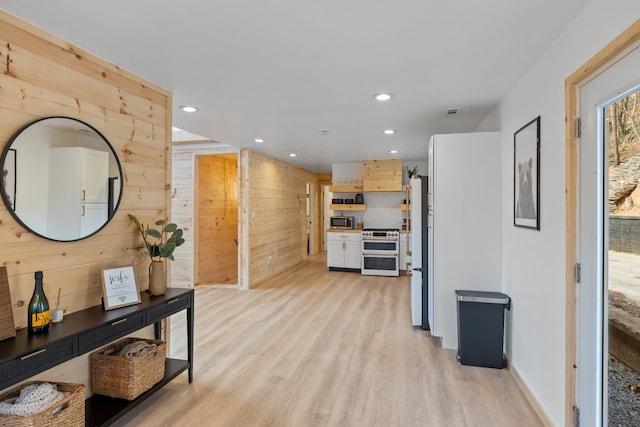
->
[[14, 125, 52, 231], [476, 2, 640, 425], [402, 160, 428, 186]]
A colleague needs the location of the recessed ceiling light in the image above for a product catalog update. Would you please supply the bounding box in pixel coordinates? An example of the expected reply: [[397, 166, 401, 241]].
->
[[374, 93, 393, 101], [289, 153, 297, 157], [254, 138, 265, 143], [384, 129, 396, 135], [389, 149, 398, 154], [179, 105, 198, 113]]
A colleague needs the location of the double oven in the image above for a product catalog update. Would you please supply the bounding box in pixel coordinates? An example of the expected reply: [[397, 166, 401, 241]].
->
[[361, 228, 400, 276]]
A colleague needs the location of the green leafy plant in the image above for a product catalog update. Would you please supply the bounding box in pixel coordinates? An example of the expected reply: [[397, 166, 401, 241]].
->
[[406, 166, 420, 179], [128, 214, 185, 261]]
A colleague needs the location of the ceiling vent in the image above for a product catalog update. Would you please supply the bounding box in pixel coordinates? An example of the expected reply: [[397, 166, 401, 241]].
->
[[445, 108, 461, 117]]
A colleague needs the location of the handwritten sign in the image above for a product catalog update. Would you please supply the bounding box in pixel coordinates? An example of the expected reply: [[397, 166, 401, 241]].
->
[[101, 266, 141, 310]]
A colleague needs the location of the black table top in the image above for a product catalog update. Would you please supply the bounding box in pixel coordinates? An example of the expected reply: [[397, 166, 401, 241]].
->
[[0, 287, 192, 361]]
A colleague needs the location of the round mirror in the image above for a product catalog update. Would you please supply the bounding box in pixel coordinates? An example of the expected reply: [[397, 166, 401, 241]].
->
[[0, 117, 123, 242]]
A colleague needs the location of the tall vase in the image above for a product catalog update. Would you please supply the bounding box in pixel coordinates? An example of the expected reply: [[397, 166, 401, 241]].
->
[[148, 260, 166, 296]]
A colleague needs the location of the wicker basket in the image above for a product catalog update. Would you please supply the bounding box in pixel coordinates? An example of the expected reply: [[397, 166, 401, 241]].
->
[[0, 382, 84, 427], [90, 337, 166, 401]]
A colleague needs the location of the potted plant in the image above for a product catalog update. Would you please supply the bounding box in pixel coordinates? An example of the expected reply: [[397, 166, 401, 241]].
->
[[406, 166, 420, 179], [128, 214, 185, 295]]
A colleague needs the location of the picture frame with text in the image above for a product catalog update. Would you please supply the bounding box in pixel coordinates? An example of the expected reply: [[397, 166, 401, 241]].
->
[[101, 265, 141, 310]]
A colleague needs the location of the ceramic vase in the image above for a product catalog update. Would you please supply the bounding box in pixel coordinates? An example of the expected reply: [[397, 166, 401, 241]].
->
[[148, 260, 166, 296]]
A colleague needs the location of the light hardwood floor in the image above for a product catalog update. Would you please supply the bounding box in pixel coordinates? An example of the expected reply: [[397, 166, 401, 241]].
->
[[119, 255, 543, 427]]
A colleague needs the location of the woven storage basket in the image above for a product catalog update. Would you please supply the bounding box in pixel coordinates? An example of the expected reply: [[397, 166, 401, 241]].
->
[[0, 382, 84, 427], [91, 337, 165, 401]]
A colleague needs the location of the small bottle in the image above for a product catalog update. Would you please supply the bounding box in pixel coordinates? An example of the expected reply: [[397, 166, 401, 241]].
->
[[28, 271, 50, 335]]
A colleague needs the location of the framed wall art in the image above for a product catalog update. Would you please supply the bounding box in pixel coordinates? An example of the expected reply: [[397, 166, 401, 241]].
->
[[514, 116, 540, 230], [101, 265, 141, 310]]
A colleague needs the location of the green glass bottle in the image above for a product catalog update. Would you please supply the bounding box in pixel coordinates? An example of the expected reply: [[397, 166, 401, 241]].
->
[[27, 271, 50, 335]]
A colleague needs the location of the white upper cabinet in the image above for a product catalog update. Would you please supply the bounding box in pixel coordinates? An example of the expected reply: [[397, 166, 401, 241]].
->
[[47, 147, 109, 240]]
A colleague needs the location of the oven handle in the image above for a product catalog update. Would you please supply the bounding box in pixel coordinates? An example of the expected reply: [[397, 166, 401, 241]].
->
[[362, 237, 399, 241], [362, 252, 398, 257]]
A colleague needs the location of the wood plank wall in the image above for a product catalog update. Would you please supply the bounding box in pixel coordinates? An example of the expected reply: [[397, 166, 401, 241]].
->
[[170, 151, 195, 288], [170, 145, 239, 287], [316, 173, 332, 186], [196, 154, 238, 284], [0, 11, 172, 329], [173, 147, 320, 290], [240, 150, 319, 287]]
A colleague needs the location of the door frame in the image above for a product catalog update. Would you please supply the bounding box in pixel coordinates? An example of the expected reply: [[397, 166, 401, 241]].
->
[[193, 152, 240, 286], [565, 19, 640, 426], [305, 182, 317, 256]]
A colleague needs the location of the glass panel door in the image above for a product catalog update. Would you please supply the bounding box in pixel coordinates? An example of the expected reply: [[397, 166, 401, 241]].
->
[[578, 45, 640, 426], [605, 89, 640, 427]]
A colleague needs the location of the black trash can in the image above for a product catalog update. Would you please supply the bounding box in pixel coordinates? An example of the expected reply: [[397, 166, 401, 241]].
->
[[455, 290, 511, 369]]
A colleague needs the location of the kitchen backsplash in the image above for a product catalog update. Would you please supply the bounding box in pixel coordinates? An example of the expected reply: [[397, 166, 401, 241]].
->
[[359, 192, 405, 229]]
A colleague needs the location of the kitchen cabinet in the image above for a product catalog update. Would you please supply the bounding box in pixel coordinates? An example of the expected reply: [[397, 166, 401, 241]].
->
[[48, 147, 109, 240], [327, 231, 361, 270], [399, 233, 411, 271], [50, 147, 109, 202], [80, 203, 111, 236]]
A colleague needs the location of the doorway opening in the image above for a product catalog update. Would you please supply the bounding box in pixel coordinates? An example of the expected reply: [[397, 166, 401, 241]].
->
[[195, 153, 238, 285], [306, 183, 311, 255], [322, 185, 333, 252]]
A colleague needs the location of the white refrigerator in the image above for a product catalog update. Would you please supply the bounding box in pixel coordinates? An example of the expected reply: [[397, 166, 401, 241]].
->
[[425, 131, 502, 350]]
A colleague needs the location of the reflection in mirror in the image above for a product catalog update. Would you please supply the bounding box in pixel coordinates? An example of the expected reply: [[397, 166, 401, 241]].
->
[[0, 117, 123, 241]]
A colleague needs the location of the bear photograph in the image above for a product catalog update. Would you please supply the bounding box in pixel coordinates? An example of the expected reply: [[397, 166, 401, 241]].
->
[[514, 116, 540, 229]]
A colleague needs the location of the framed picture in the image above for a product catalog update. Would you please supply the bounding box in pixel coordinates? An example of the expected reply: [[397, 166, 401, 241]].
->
[[101, 266, 141, 310], [3, 149, 16, 211], [514, 116, 540, 230]]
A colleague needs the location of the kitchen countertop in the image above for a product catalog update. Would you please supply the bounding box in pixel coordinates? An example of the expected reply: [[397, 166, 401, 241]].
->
[[328, 228, 362, 233], [327, 228, 409, 234]]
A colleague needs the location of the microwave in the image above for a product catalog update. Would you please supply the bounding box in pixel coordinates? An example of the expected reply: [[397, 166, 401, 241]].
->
[[330, 216, 356, 229]]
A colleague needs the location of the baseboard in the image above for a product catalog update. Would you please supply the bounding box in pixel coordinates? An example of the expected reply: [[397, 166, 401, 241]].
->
[[430, 335, 442, 348], [506, 357, 555, 427]]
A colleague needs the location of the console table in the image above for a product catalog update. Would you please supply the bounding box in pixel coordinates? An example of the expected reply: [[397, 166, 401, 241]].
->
[[0, 287, 194, 426]]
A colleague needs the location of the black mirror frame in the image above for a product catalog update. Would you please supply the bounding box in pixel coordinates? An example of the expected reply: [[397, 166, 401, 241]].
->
[[0, 116, 124, 242]]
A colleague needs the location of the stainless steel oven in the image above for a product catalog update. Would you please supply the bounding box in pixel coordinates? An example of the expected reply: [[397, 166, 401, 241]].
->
[[361, 229, 399, 276]]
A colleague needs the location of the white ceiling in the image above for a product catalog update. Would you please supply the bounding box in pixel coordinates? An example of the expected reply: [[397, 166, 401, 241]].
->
[[0, 1, 590, 173]]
